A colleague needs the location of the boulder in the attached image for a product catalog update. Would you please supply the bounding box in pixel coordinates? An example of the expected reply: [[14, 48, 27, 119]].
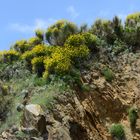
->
[[21, 104, 47, 137]]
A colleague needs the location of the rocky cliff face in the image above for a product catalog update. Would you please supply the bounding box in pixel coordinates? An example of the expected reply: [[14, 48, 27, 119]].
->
[[1, 53, 140, 140]]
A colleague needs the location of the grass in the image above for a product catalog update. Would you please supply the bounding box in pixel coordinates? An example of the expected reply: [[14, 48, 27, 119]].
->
[[128, 107, 138, 130], [102, 67, 114, 82], [109, 123, 125, 140]]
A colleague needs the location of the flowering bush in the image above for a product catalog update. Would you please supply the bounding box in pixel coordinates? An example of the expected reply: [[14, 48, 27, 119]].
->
[[28, 37, 42, 46], [31, 56, 45, 76], [13, 40, 31, 54], [126, 12, 140, 27], [0, 50, 20, 63], [65, 34, 85, 47], [43, 43, 89, 79]]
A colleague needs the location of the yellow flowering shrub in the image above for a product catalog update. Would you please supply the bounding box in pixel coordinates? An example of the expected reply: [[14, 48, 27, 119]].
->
[[126, 12, 140, 26], [64, 34, 85, 47], [22, 44, 48, 61], [65, 33, 99, 52], [31, 56, 45, 76], [28, 37, 42, 46], [43, 48, 72, 78], [13, 40, 31, 54], [43, 43, 89, 79], [0, 50, 20, 63]]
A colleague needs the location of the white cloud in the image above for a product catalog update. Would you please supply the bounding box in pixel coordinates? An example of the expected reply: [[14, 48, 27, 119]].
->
[[9, 18, 56, 33], [67, 6, 79, 19]]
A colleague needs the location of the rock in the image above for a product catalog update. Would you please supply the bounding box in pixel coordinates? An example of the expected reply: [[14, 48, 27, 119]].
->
[[47, 122, 71, 140], [21, 104, 47, 137], [17, 104, 24, 112], [25, 104, 44, 116]]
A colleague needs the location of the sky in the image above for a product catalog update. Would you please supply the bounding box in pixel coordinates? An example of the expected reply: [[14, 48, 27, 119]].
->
[[0, 0, 140, 50]]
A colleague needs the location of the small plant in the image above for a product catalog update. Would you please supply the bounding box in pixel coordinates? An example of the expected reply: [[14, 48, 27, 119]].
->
[[102, 67, 114, 82], [109, 123, 125, 140], [128, 107, 138, 131]]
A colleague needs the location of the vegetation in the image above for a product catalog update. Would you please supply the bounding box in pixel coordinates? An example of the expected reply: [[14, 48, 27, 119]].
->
[[0, 82, 13, 121], [45, 20, 78, 46], [102, 67, 114, 82], [0, 12, 140, 138], [109, 123, 125, 140], [128, 107, 138, 131]]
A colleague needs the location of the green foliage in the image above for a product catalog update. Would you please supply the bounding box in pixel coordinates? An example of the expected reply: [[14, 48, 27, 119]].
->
[[31, 56, 45, 77], [46, 20, 78, 46], [111, 39, 127, 55], [82, 32, 99, 51], [91, 19, 116, 45], [13, 40, 30, 54], [102, 67, 114, 82], [0, 50, 20, 63], [35, 29, 44, 41], [125, 12, 140, 27], [109, 123, 125, 140], [22, 44, 47, 63], [43, 44, 89, 79], [33, 76, 47, 86], [112, 16, 124, 39], [0, 82, 13, 121], [79, 23, 88, 33], [28, 37, 42, 46], [65, 34, 86, 47], [128, 107, 138, 130], [124, 12, 140, 50]]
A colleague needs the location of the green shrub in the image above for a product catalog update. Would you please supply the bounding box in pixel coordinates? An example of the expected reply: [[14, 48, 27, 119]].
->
[[82, 32, 99, 52], [125, 12, 140, 27], [128, 107, 138, 131], [33, 76, 47, 86], [102, 67, 114, 82], [111, 39, 127, 55], [0, 82, 13, 121], [13, 40, 31, 54], [109, 123, 125, 140], [22, 44, 48, 66], [35, 29, 44, 41], [0, 50, 20, 63], [91, 19, 116, 45], [46, 20, 78, 46], [31, 56, 45, 77], [28, 37, 42, 46], [65, 34, 86, 47], [43, 44, 89, 79], [124, 12, 140, 50], [112, 16, 124, 39]]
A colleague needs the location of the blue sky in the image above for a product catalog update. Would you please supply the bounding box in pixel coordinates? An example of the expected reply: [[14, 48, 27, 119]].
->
[[0, 0, 140, 50]]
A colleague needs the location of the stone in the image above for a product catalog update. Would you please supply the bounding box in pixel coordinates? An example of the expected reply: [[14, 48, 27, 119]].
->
[[21, 104, 47, 137]]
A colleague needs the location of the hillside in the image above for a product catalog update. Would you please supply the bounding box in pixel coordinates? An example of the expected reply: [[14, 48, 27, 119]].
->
[[0, 12, 140, 140]]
